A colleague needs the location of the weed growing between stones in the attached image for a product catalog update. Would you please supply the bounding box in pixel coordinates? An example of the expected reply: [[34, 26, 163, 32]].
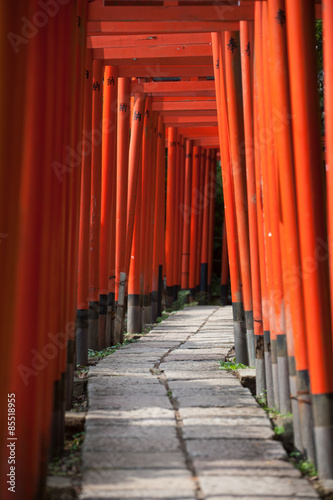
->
[[254, 389, 329, 497], [219, 359, 249, 371], [156, 311, 171, 323], [217, 360, 326, 496], [289, 452, 318, 478]]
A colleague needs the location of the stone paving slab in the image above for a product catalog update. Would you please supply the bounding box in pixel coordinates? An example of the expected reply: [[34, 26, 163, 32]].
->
[[82, 451, 188, 470], [193, 458, 302, 478], [81, 469, 196, 499], [84, 434, 181, 453], [80, 306, 319, 500], [88, 394, 173, 410], [199, 475, 318, 499]]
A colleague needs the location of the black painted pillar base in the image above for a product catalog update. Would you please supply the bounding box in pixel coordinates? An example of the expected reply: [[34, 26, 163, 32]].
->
[[297, 369, 315, 463], [232, 302, 248, 365], [151, 290, 158, 323], [312, 393, 333, 478], [88, 300, 99, 350], [99, 294, 108, 350], [277, 334, 291, 414], [157, 265, 163, 317], [77, 308, 89, 366], [255, 334, 265, 397], [264, 330, 274, 408], [128, 294, 141, 333], [220, 284, 228, 306], [66, 338, 75, 409], [165, 286, 173, 308], [106, 292, 115, 346]]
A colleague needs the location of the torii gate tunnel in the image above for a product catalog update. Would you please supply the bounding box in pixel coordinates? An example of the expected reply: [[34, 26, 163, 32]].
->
[[1, 0, 333, 498]]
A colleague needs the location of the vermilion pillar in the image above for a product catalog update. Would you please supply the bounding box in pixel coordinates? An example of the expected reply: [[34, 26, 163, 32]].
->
[[172, 138, 182, 302], [253, 2, 273, 405], [77, 51, 92, 365], [126, 93, 145, 333], [240, 20, 264, 386], [324, 1, 333, 346], [100, 66, 118, 347], [177, 138, 186, 300], [145, 112, 159, 321], [286, 0, 333, 477], [212, 32, 248, 364], [165, 127, 178, 305], [181, 140, 193, 291], [207, 149, 217, 299], [139, 97, 152, 324], [196, 149, 207, 296], [224, 30, 255, 367], [0, 5, 27, 491], [200, 149, 211, 300], [88, 59, 103, 350], [152, 117, 166, 321], [9, 14, 49, 498], [114, 77, 130, 343], [189, 146, 201, 300], [66, 0, 87, 410], [261, 5, 291, 411], [125, 93, 145, 279]]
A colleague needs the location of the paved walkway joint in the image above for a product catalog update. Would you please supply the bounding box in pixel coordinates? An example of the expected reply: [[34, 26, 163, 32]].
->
[[80, 306, 319, 500]]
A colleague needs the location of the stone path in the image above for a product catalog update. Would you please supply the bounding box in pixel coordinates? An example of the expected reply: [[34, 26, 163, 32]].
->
[[80, 305, 318, 500]]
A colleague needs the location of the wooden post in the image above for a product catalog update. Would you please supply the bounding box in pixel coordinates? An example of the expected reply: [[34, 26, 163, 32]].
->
[[262, 4, 291, 412], [212, 32, 248, 364], [114, 77, 130, 343], [196, 149, 207, 299], [126, 93, 145, 332], [200, 149, 211, 301], [165, 127, 178, 306], [207, 149, 217, 300], [88, 59, 103, 350], [140, 97, 153, 325], [100, 66, 118, 346], [152, 117, 166, 321], [145, 112, 159, 321], [181, 139, 193, 292], [189, 146, 201, 300], [253, 3, 274, 405], [224, 30, 255, 367], [77, 51, 92, 365], [324, 0, 333, 348], [240, 20, 265, 387], [286, 0, 333, 476]]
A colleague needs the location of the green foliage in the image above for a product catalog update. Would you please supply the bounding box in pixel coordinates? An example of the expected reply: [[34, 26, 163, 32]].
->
[[48, 432, 85, 477], [167, 390, 173, 398], [273, 425, 285, 436], [86, 337, 138, 363], [69, 432, 85, 451], [256, 392, 267, 406], [156, 311, 170, 323], [219, 359, 248, 371], [76, 366, 89, 376], [172, 290, 190, 310], [290, 452, 318, 478], [256, 394, 292, 418]]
